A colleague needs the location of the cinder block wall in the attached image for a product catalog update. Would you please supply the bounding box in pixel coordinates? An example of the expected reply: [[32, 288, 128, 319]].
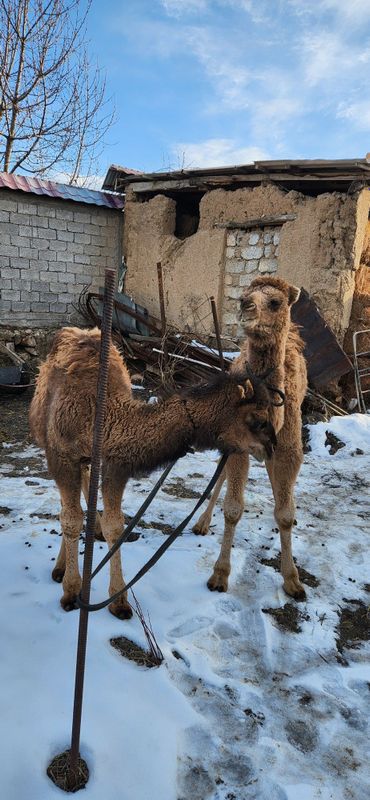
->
[[0, 190, 122, 327]]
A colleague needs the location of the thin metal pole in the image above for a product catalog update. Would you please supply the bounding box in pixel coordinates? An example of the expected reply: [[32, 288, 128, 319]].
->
[[210, 295, 225, 373], [69, 268, 116, 777], [157, 261, 168, 373]]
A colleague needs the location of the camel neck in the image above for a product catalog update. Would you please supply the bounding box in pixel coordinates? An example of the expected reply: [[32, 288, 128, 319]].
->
[[111, 396, 194, 475], [246, 328, 287, 378]]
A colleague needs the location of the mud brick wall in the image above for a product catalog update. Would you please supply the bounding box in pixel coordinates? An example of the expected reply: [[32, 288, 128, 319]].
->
[[0, 189, 122, 328]]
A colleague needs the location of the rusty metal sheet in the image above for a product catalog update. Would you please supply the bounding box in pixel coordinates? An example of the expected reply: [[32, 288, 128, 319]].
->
[[0, 172, 124, 209], [291, 288, 353, 387]]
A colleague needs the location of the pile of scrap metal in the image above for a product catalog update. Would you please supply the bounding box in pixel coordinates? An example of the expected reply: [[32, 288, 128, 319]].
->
[[0, 342, 30, 395], [77, 287, 233, 391], [77, 286, 355, 407]]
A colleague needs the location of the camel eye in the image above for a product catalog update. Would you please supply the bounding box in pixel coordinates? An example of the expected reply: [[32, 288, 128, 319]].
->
[[268, 299, 281, 311]]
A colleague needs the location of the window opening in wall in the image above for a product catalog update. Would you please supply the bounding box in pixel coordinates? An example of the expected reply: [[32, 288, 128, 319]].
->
[[172, 191, 202, 240]]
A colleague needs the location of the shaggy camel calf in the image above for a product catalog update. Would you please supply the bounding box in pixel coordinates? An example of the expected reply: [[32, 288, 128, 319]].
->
[[193, 276, 308, 600], [29, 327, 278, 619]]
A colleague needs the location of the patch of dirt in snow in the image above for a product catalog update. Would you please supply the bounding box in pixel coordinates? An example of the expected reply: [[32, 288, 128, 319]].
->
[[262, 602, 310, 633], [161, 477, 202, 499], [260, 554, 319, 588], [336, 600, 370, 653], [110, 636, 161, 668]]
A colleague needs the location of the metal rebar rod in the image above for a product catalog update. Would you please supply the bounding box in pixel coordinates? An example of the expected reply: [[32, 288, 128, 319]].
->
[[157, 261, 168, 373], [69, 268, 116, 778], [210, 296, 225, 373]]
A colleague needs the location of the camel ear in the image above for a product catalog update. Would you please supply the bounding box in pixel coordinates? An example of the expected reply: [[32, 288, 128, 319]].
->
[[288, 285, 300, 306], [240, 379, 254, 400]]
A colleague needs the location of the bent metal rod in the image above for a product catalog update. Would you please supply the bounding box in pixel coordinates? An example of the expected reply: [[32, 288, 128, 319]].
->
[[77, 452, 229, 613]]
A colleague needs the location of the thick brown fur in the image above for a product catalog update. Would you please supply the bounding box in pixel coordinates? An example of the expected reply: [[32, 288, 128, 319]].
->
[[30, 327, 278, 619], [193, 275, 308, 600]]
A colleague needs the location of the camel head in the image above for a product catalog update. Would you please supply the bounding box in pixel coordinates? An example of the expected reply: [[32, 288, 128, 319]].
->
[[239, 275, 300, 336], [184, 369, 279, 460]]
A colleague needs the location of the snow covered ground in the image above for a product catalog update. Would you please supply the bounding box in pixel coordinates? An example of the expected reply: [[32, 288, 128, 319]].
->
[[0, 414, 369, 800]]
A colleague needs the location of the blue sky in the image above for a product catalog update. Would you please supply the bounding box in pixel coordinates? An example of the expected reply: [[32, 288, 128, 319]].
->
[[87, 0, 370, 177]]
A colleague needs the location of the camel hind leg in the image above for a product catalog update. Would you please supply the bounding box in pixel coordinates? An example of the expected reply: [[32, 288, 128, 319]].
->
[[48, 454, 84, 611], [192, 468, 226, 535], [80, 464, 104, 541], [101, 464, 132, 620]]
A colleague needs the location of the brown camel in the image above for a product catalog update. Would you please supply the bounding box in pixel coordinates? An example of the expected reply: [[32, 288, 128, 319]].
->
[[193, 275, 308, 600], [29, 327, 279, 619]]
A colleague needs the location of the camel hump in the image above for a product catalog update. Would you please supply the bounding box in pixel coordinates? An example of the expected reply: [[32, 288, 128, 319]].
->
[[47, 326, 131, 392], [48, 327, 101, 374]]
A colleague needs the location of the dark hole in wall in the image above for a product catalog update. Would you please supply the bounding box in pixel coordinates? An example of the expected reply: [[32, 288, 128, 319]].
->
[[172, 191, 203, 240]]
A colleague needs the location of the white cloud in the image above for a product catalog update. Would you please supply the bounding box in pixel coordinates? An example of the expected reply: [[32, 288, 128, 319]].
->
[[160, 0, 208, 15], [172, 138, 268, 168], [300, 30, 370, 88], [49, 171, 104, 190], [337, 100, 370, 131]]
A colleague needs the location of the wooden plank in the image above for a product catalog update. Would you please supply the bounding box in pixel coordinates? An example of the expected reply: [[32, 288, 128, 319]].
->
[[215, 214, 297, 230], [129, 173, 368, 193]]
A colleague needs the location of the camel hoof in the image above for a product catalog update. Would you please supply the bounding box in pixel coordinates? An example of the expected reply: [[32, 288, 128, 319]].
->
[[109, 601, 133, 620], [52, 567, 65, 583], [207, 571, 229, 593], [283, 577, 306, 602], [60, 595, 78, 612], [192, 515, 210, 536]]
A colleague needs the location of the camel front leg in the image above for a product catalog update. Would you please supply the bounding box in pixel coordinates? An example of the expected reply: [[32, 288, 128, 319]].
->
[[192, 468, 226, 535], [101, 469, 132, 620], [266, 446, 305, 600], [207, 453, 249, 592]]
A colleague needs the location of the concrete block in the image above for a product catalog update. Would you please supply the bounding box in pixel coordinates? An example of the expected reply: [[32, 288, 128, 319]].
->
[[0, 300, 11, 311], [67, 221, 84, 233], [2, 267, 19, 279], [50, 302, 67, 313], [31, 215, 48, 228], [0, 210, 10, 222], [48, 217, 67, 230], [0, 199, 17, 212], [74, 233, 91, 245], [2, 245, 19, 257], [74, 253, 90, 265], [2, 279, 11, 289], [12, 279, 31, 291], [2, 289, 20, 300], [21, 290, 39, 302], [12, 301, 31, 312], [50, 239, 67, 251], [74, 211, 91, 224], [56, 250, 74, 263], [19, 247, 34, 259], [31, 302, 50, 312], [37, 205, 56, 218], [57, 230, 74, 242], [56, 209, 73, 220], [248, 232, 260, 245]]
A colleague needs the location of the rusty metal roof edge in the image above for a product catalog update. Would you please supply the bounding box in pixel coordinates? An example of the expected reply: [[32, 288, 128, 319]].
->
[[102, 158, 370, 192], [0, 172, 124, 210]]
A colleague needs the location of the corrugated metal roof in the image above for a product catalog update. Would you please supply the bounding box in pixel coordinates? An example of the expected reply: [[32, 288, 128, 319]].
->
[[0, 172, 124, 209], [102, 157, 370, 194]]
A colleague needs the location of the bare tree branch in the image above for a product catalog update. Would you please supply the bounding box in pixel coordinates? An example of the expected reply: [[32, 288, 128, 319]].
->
[[0, 0, 114, 182]]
